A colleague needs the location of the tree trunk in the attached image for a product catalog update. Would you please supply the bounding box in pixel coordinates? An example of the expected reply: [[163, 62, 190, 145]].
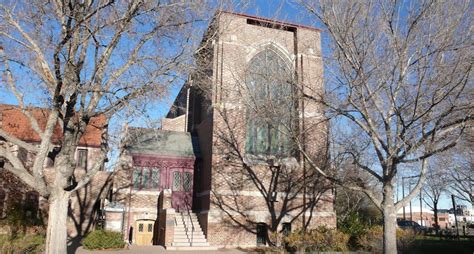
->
[[433, 201, 439, 235], [382, 183, 397, 254], [45, 189, 71, 254]]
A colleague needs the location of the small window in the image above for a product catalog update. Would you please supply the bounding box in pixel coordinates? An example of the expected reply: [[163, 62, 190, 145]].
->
[[151, 169, 160, 189], [138, 223, 144, 232], [183, 172, 192, 192], [172, 171, 181, 191], [257, 223, 267, 246], [282, 223, 291, 236], [132, 169, 142, 189], [77, 149, 88, 169], [25, 191, 39, 216], [147, 223, 153, 232], [142, 168, 150, 189]]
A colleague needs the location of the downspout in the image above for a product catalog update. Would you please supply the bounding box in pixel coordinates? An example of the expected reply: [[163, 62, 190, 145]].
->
[[185, 79, 192, 132], [126, 177, 133, 243]]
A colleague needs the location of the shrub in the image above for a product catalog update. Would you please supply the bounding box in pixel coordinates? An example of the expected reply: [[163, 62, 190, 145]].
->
[[0, 202, 44, 237], [357, 225, 383, 253], [338, 212, 368, 249], [396, 228, 416, 253], [82, 230, 125, 250], [357, 226, 416, 253], [0, 233, 45, 254], [284, 226, 349, 252]]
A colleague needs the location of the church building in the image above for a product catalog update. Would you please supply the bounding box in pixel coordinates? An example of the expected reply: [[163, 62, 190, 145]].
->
[[105, 11, 335, 250]]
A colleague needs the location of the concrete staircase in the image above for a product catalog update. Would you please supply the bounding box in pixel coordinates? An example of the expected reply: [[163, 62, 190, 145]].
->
[[167, 211, 217, 250]]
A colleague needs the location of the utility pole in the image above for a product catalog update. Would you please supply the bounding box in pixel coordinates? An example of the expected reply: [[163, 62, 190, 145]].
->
[[409, 181, 413, 222], [402, 174, 420, 221], [420, 191, 423, 226], [402, 177, 406, 220]]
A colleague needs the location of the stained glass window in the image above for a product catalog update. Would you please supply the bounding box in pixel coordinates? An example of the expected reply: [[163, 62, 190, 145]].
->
[[173, 171, 181, 191], [142, 168, 149, 189], [151, 168, 160, 189], [132, 169, 142, 189], [245, 49, 295, 156], [132, 167, 161, 190], [183, 172, 192, 192]]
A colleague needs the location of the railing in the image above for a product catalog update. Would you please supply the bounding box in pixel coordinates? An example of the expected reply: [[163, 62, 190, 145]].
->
[[185, 210, 195, 246]]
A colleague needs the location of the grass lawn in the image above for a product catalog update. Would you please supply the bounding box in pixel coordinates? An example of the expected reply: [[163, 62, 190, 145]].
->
[[407, 237, 474, 254]]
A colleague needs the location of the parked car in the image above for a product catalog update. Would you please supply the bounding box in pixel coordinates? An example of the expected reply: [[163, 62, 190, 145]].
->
[[397, 220, 427, 234]]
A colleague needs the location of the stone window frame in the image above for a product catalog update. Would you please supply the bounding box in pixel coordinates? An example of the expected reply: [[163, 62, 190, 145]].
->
[[244, 46, 297, 158]]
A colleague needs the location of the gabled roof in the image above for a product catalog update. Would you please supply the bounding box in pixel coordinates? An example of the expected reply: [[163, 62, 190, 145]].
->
[[124, 128, 200, 158], [0, 104, 106, 147]]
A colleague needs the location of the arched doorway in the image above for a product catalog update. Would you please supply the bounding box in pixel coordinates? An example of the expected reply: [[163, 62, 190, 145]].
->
[[134, 219, 155, 246]]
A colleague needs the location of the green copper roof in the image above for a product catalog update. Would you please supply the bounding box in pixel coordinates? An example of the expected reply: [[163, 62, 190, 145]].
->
[[125, 128, 200, 158]]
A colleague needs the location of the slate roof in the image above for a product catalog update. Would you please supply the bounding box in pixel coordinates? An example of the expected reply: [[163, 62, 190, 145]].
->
[[124, 128, 200, 158]]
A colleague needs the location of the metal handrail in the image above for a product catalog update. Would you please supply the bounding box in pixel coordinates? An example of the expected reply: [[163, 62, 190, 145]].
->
[[185, 209, 195, 246]]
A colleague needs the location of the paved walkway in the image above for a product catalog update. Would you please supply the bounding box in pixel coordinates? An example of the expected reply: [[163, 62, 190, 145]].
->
[[75, 246, 247, 254]]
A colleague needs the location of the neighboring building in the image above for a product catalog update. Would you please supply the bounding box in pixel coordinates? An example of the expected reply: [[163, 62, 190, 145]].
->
[[396, 207, 450, 229], [0, 104, 110, 238], [107, 11, 334, 249]]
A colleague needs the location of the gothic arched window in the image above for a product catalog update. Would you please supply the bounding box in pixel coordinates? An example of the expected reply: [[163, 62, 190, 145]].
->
[[245, 49, 295, 156]]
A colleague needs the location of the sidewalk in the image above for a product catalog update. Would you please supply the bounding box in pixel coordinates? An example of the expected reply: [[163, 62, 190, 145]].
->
[[75, 245, 247, 254]]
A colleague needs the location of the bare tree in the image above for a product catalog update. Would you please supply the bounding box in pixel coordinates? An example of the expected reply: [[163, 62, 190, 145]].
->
[[423, 158, 450, 234], [448, 133, 473, 206], [297, 1, 473, 253], [0, 0, 219, 253]]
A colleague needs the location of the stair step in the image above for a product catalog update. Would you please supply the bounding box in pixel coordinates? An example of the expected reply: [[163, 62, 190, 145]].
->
[[172, 238, 208, 244], [174, 232, 204, 237], [173, 239, 192, 243], [171, 242, 210, 247], [166, 246, 218, 251], [172, 211, 210, 249], [188, 238, 208, 243], [171, 242, 192, 247]]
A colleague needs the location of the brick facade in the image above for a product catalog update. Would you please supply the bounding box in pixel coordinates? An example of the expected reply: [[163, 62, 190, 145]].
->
[[107, 11, 335, 248], [189, 12, 335, 247]]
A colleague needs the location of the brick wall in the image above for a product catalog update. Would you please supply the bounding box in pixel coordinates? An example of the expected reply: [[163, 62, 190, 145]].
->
[[162, 115, 186, 132], [188, 12, 334, 247]]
